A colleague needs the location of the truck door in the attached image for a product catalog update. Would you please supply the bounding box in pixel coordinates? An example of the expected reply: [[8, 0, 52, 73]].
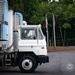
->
[[19, 27, 39, 55], [37, 28, 47, 55]]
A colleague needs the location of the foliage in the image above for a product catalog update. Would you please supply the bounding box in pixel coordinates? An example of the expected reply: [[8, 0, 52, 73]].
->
[[62, 23, 71, 29], [7, 0, 75, 45]]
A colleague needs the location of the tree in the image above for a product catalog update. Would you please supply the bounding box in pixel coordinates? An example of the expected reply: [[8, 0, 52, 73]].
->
[[23, 0, 40, 23], [7, 0, 40, 24], [39, 0, 49, 3], [7, 0, 75, 46], [62, 23, 71, 46], [59, 0, 73, 4], [7, 0, 24, 13]]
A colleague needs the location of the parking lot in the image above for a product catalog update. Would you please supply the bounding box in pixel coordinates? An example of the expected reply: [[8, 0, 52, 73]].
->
[[0, 51, 75, 75]]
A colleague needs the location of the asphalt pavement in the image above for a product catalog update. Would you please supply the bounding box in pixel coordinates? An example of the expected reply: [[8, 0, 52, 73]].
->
[[0, 51, 75, 75]]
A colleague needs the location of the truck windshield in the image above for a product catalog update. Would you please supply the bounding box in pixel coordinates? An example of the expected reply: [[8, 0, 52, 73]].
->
[[21, 28, 37, 39]]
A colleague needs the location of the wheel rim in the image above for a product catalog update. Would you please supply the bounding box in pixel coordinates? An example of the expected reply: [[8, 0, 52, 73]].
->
[[22, 59, 33, 70]]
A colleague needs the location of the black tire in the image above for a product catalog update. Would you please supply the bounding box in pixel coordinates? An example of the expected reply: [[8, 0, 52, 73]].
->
[[18, 56, 37, 73]]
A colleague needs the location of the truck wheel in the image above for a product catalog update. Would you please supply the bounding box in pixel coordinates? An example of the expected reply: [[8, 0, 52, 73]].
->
[[19, 56, 37, 73]]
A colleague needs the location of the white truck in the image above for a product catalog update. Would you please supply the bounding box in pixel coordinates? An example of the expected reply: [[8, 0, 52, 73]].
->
[[0, 0, 49, 73]]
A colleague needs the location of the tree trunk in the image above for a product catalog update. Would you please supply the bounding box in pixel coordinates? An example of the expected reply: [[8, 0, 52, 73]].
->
[[64, 30, 66, 46], [60, 27, 64, 46]]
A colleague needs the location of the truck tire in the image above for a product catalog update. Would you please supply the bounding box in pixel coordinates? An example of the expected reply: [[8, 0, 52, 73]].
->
[[19, 56, 37, 73]]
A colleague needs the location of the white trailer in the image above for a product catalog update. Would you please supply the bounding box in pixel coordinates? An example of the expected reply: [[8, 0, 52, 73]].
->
[[0, 0, 49, 73]]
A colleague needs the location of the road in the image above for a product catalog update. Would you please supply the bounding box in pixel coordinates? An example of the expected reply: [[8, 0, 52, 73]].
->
[[0, 51, 75, 75]]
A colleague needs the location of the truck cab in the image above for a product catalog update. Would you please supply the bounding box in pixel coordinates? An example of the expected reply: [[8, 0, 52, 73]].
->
[[17, 25, 49, 72], [18, 25, 47, 55]]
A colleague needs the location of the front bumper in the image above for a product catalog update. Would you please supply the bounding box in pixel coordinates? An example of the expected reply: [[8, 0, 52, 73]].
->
[[37, 55, 49, 63]]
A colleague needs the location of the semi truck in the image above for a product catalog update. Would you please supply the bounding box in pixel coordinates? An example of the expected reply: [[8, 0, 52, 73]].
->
[[0, 0, 49, 73]]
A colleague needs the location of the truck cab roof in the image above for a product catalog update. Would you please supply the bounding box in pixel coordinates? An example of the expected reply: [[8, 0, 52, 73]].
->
[[19, 24, 41, 28]]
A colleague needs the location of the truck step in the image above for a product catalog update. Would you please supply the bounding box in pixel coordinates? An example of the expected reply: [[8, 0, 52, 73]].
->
[[5, 59, 11, 61], [5, 63, 11, 66], [5, 55, 12, 66], [5, 59, 11, 66]]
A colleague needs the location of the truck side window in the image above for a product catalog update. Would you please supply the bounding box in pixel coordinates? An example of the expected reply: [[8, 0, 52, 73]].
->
[[38, 29, 43, 39], [21, 28, 36, 39]]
